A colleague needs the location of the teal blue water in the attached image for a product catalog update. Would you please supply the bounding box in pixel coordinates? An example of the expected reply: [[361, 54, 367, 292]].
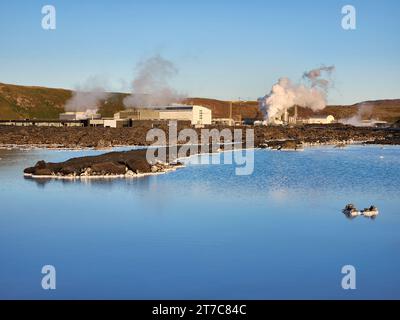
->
[[0, 145, 399, 299]]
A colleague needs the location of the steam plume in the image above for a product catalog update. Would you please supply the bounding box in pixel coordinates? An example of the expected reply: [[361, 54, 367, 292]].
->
[[259, 66, 335, 120], [65, 76, 110, 115], [339, 103, 375, 126], [123, 54, 186, 108]]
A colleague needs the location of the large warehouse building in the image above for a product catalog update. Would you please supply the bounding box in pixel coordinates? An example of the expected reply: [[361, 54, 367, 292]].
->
[[113, 105, 212, 126], [158, 105, 212, 126], [304, 115, 335, 124], [0, 105, 212, 128]]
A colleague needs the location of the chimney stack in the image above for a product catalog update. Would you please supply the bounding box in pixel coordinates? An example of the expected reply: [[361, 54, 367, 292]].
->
[[283, 109, 289, 123]]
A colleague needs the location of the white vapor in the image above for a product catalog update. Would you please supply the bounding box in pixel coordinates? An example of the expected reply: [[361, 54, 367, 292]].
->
[[65, 76, 110, 115], [259, 66, 335, 120], [123, 54, 186, 108], [339, 103, 376, 126]]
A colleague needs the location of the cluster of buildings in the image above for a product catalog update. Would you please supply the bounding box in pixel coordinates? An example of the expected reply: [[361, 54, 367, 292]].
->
[[106, 105, 212, 128], [261, 105, 336, 126], [2, 102, 388, 128], [0, 105, 214, 128], [60, 104, 213, 128]]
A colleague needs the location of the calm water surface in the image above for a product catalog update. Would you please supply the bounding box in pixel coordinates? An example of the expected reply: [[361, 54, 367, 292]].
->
[[0, 145, 399, 299]]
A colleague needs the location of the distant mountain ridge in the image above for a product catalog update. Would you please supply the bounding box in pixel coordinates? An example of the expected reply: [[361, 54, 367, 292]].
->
[[1, 82, 400, 122]]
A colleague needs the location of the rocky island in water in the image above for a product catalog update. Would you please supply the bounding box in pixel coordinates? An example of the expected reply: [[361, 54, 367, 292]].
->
[[23, 148, 184, 179]]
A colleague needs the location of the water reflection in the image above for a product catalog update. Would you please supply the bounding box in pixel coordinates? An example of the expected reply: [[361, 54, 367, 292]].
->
[[23, 172, 156, 190], [23, 175, 52, 188], [1, 145, 400, 299]]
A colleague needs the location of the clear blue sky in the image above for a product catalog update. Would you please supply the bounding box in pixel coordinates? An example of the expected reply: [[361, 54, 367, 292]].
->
[[0, 0, 399, 104]]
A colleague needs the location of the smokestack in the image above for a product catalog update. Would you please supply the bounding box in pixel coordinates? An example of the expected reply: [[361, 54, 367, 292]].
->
[[283, 108, 289, 123], [294, 105, 298, 124]]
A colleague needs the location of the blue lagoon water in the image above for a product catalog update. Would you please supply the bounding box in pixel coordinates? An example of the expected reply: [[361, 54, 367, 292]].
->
[[0, 145, 399, 299]]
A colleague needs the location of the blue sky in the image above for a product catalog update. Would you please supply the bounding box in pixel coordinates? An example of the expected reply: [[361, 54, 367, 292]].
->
[[0, 0, 399, 104]]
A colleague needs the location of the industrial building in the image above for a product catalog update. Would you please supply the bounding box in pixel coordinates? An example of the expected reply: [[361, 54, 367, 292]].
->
[[304, 115, 335, 124], [259, 103, 336, 126], [114, 109, 159, 121], [158, 105, 211, 126], [89, 119, 105, 127], [113, 105, 212, 126], [261, 104, 297, 126], [59, 111, 101, 121], [360, 120, 389, 128], [0, 105, 215, 128], [103, 118, 130, 128], [271, 113, 335, 125]]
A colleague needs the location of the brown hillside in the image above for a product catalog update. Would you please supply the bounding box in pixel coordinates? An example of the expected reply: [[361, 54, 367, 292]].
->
[[0, 82, 128, 120], [285, 99, 400, 123], [184, 98, 263, 120], [325, 100, 400, 122], [0, 82, 399, 123], [0, 83, 71, 119]]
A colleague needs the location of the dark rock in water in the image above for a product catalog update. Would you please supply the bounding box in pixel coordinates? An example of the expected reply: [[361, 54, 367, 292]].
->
[[266, 139, 302, 150], [34, 168, 53, 176], [125, 158, 152, 174], [91, 162, 126, 175], [24, 148, 183, 178], [35, 160, 47, 169], [23, 166, 36, 174], [281, 140, 302, 150], [59, 166, 78, 175]]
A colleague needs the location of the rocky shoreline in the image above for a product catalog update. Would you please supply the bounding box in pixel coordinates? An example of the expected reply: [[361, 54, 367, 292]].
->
[[7, 123, 400, 178], [2, 123, 400, 150]]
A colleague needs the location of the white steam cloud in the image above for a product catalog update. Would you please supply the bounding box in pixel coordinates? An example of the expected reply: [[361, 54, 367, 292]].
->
[[123, 54, 186, 108], [339, 103, 376, 126], [259, 66, 335, 120], [65, 76, 110, 116]]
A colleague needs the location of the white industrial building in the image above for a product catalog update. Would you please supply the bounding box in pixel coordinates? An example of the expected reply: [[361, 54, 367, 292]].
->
[[60, 105, 212, 128], [306, 115, 335, 124], [157, 105, 212, 126], [89, 119, 105, 127], [103, 118, 130, 128], [59, 111, 101, 121], [112, 105, 212, 126]]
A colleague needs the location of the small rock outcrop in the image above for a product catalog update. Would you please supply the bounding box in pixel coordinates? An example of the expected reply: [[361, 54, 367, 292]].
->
[[265, 139, 303, 150], [24, 148, 184, 178]]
